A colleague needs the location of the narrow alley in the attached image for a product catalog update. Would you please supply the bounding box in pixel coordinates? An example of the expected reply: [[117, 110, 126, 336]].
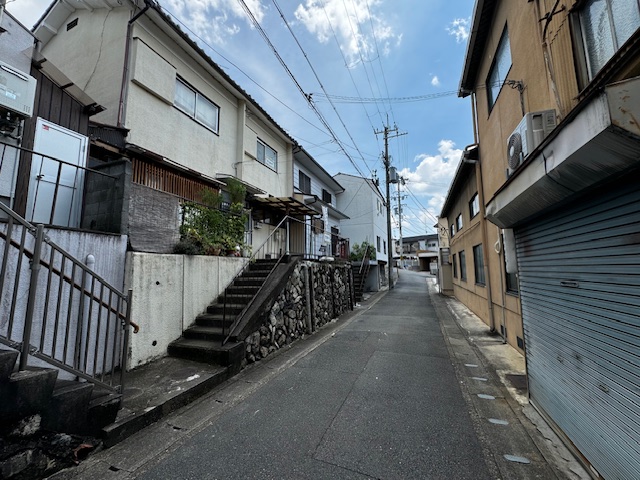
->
[[56, 271, 565, 479]]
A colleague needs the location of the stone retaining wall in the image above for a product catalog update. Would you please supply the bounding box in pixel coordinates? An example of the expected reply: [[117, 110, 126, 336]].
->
[[244, 261, 353, 365]]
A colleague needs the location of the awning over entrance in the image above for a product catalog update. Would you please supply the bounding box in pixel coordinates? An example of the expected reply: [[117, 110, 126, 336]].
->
[[252, 196, 320, 217], [215, 174, 265, 196], [486, 75, 640, 229]]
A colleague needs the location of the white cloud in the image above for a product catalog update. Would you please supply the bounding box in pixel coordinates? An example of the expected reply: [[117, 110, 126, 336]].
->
[[399, 139, 462, 216], [447, 18, 470, 44], [431, 76, 440, 87], [294, 0, 401, 65], [164, 0, 267, 45]]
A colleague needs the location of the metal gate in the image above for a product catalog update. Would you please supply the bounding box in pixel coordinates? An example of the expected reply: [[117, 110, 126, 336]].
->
[[515, 177, 640, 480]]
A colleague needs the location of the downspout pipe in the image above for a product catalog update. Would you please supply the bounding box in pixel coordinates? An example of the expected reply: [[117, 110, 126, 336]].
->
[[117, 2, 151, 128], [469, 92, 497, 334]]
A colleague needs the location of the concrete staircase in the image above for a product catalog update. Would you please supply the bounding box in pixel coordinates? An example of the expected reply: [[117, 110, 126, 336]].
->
[[352, 260, 371, 303], [168, 258, 279, 372], [0, 348, 120, 437]]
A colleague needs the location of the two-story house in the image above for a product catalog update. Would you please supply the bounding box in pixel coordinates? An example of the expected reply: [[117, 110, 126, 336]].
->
[[32, 0, 320, 367], [334, 173, 390, 291], [450, 1, 640, 478]]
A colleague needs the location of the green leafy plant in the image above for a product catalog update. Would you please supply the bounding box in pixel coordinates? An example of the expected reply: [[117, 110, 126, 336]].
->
[[349, 241, 375, 262], [175, 183, 248, 256]]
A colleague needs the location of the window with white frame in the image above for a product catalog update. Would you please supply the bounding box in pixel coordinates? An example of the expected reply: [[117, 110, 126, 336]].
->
[[576, 0, 640, 82], [257, 139, 277, 171], [377, 236, 381, 252], [174, 77, 219, 133], [486, 27, 512, 110], [450, 224, 455, 238]]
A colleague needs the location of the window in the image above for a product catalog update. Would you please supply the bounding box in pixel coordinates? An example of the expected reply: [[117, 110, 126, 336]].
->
[[175, 78, 219, 133], [469, 193, 479, 218], [298, 170, 311, 194], [376, 236, 381, 252], [486, 27, 512, 109], [506, 271, 519, 293], [383, 241, 387, 254], [578, 0, 640, 81], [456, 214, 463, 231], [453, 253, 458, 278], [473, 244, 485, 285], [450, 224, 455, 238], [459, 250, 467, 281], [258, 140, 278, 171], [322, 189, 332, 204]]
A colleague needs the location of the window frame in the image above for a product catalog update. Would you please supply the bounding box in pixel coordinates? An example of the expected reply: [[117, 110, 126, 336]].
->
[[456, 214, 463, 231], [298, 170, 311, 194], [459, 250, 467, 281], [258, 139, 278, 171], [469, 193, 480, 219], [473, 244, 486, 286], [322, 189, 332, 204], [377, 236, 381, 252], [450, 224, 455, 238], [486, 26, 512, 111], [573, 0, 640, 87], [174, 77, 220, 134]]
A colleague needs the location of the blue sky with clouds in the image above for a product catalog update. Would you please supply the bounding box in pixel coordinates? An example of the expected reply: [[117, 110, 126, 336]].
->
[[9, 0, 476, 237]]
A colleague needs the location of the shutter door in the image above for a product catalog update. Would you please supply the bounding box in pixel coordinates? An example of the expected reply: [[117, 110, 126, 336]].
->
[[516, 177, 640, 480]]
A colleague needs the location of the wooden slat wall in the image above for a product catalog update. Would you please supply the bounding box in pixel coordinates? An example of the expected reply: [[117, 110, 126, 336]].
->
[[131, 157, 219, 203]]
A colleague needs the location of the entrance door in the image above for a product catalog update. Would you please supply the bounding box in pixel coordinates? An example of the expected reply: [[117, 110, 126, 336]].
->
[[26, 118, 88, 227]]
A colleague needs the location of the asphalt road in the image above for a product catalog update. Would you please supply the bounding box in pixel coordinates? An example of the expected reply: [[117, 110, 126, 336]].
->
[[134, 270, 494, 479]]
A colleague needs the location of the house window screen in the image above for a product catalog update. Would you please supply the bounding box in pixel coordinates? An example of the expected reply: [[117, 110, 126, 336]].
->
[[579, 0, 640, 79], [486, 27, 512, 109]]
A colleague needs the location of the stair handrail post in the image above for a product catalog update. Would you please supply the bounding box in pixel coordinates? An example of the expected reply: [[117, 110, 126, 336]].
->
[[119, 288, 133, 392], [19, 224, 44, 371]]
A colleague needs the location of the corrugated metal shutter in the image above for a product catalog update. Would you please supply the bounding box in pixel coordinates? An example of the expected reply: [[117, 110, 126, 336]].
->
[[516, 177, 640, 480]]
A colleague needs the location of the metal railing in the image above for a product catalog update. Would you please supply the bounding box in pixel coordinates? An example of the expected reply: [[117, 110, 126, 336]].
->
[[0, 141, 119, 229], [0, 203, 136, 393], [220, 215, 351, 344]]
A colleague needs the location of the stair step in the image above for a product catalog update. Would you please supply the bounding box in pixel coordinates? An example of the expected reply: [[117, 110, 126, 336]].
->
[[0, 349, 18, 382], [207, 303, 245, 316], [233, 278, 265, 287], [217, 293, 253, 304], [0, 368, 58, 425], [42, 380, 94, 434], [196, 313, 235, 328], [87, 391, 122, 436], [168, 338, 244, 368], [183, 326, 226, 341], [226, 285, 261, 295]]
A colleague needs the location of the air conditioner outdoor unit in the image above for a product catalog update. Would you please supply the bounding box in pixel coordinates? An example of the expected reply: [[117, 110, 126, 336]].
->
[[506, 110, 556, 176], [0, 61, 37, 118]]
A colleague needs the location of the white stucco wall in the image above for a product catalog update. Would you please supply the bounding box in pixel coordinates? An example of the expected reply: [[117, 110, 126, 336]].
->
[[335, 173, 388, 264], [38, 7, 130, 126], [125, 252, 247, 368]]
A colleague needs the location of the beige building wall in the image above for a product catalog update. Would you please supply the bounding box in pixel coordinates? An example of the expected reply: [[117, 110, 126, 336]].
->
[[39, 7, 130, 127]]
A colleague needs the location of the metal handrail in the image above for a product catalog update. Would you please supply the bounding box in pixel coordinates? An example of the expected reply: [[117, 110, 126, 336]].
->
[[0, 202, 136, 393], [221, 215, 290, 344]]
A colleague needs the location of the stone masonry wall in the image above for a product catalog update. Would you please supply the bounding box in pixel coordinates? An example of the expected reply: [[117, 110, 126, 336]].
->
[[244, 261, 353, 365]]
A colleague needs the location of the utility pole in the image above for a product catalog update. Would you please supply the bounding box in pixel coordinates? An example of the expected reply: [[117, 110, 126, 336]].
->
[[375, 123, 406, 289], [396, 177, 406, 268]]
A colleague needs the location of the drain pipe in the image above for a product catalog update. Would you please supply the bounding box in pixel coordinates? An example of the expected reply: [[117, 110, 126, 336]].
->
[[494, 228, 508, 344], [117, 2, 151, 128]]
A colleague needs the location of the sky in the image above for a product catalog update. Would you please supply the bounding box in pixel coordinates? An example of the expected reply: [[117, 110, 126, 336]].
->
[[8, 0, 477, 239]]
